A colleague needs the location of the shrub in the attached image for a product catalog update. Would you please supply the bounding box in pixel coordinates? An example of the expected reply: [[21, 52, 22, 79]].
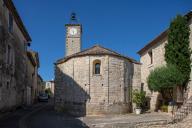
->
[[132, 89, 146, 108], [160, 105, 168, 112], [147, 64, 185, 99]]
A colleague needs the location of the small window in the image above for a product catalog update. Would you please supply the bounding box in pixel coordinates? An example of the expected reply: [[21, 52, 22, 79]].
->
[[6, 45, 12, 65], [0, 89, 1, 101], [141, 83, 144, 92], [95, 63, 100, 74], [6, 81, 9, 89], [0, 19, 2, 26], [0, 19, 2, 38], [148, 50, 153, 64], [8, 13, 13, 33], [93, 60, 101, 75], [24, 42, 28, 51]]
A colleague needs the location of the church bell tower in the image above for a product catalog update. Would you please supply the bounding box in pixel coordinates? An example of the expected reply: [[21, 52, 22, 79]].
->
[[65, 13, 82, 56]]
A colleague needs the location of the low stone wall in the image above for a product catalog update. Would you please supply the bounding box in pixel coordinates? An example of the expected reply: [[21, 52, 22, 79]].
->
[[55, 102, 131, 116], [86, 103, 131, 115], [55, 101, 86, 117]]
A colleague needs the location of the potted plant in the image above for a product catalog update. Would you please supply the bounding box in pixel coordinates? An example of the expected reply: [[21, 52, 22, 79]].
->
[[132, 89, 146, 114]]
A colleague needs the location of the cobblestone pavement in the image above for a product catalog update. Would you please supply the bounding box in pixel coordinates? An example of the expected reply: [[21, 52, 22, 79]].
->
[[26, 104, 172, 128], [143, 113, 192, 128], [81, 113, 172, 128]]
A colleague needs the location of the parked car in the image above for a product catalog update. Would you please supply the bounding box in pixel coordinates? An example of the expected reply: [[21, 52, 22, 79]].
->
[[38, 93, 48, 102]]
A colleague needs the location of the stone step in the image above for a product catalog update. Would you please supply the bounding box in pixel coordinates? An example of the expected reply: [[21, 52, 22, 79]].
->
[[184, 104, 192, 107], [175, 112, 186, 117], [180, 106, 188, 110], [174, 115, 186, 120], [173, 96, 192, 123], [178, 109, 189, 113], [187, 101, 192, 104]]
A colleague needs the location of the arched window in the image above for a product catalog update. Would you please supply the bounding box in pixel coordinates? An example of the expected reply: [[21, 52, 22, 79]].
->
[[93, 60, 101, 75], [95, 63, 100, 74]]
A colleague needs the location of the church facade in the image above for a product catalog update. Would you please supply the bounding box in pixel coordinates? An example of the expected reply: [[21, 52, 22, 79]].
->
[[54, 14, 141, 116]]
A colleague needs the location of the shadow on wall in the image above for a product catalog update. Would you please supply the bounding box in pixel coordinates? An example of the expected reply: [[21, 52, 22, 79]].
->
[[55, 66, 90, 117], [155, 93, 163, 112]]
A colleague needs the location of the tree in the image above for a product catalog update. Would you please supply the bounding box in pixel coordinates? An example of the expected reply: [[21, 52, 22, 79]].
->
[[45, 88, 52, 98], [147, 65, 185, 99], [165, 15, 191, 86]]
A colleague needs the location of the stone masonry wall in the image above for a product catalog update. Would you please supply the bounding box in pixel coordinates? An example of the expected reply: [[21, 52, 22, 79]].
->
[[0, 0, 30, 111], [55, 55, 139, 115], [187, 18, 192, 98], [140, 37, 167, 111]]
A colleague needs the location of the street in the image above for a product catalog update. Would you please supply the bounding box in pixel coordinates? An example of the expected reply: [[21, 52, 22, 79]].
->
[[0, 100, 172, 128], [27, 104, 88, 128], [0, 102, 47, 128], [0, 100, 88, 128]]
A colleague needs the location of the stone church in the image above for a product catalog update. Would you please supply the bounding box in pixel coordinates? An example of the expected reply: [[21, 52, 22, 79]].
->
[[54, 13, 141, 116]]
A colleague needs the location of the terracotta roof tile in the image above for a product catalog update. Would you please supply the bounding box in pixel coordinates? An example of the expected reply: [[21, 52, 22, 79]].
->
[[56, 45, 140, 64]]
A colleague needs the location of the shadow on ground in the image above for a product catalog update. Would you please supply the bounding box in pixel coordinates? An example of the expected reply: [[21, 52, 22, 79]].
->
[[27, 105, 89, 128]]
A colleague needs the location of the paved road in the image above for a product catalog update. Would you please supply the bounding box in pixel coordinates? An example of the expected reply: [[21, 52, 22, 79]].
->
[[26, 104, 171, 128], [82, 113, 172, 128], [0, 102, 172, 128], [0, 102, 46, 128], [27, 105, 88, 128]]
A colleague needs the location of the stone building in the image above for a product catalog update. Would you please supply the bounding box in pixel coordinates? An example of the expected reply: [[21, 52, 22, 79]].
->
[[55, 14, 141, 116], [137, 11, 192, 111], [37, 74, 44, 94], [26, 51, 40, 105], [45, 80, 55, 97], [0, 0, 40, 111]]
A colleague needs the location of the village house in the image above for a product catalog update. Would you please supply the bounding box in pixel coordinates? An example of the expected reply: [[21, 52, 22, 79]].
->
[[44, 80, 54, 97], [26, 51, 40, 105], [137, 11, 192, 111], [0, 0, 41, 111], [37, 74, 44, 95]]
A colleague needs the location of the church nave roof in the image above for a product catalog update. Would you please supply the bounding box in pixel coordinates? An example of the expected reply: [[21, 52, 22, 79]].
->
[[56, 45, 140, 64]]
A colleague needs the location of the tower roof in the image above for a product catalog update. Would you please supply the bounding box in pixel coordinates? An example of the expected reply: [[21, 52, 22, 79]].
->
[[56, 45, 140, 64]]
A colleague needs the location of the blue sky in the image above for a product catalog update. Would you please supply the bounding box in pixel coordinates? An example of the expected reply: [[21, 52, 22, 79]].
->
[[13, 0, 192, 81]]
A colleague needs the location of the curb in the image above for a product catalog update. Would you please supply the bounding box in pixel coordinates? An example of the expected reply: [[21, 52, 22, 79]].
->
[[19, 105, 47, 128]]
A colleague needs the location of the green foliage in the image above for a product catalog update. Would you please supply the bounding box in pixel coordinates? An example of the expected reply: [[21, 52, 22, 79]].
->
[[165, 15, 191, 85], [147, 65, 185, 92], [45, 88, 52, 96], [132, 89, 146, 108], [160, 105, 168, 112]]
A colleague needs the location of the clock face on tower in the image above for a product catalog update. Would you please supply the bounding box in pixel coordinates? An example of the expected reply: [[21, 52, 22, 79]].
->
[[69, 28, 77, 35]]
